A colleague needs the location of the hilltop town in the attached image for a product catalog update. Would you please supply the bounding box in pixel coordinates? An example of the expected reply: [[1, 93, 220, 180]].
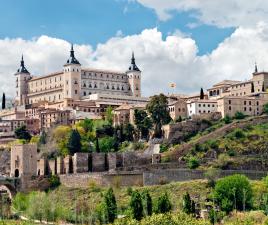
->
[[2, 45, 268, 224]]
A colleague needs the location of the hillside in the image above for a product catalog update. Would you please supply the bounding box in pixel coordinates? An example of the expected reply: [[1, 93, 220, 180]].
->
[[165, 115, 268, 170]]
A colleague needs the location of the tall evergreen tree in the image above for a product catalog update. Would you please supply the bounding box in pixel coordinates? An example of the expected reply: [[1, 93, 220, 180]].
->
[[142, 190, 152, 216], [182, 192, 195, 214], [104, 188, 117, 223], [156, 192, 172, 214], [262, 82, 265, 92], [2, 93, 6, 110], [200, 88, 204, 100], [130, 190, 143, 220], [67, 129, 81, 155]]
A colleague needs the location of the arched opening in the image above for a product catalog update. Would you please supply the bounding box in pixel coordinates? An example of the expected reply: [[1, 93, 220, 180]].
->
[[14, 169, 19, 178], [37, 169, 40, 176]]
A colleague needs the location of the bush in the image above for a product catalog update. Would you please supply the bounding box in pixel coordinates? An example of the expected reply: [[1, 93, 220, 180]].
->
[[182, 192, 195, 214], [160, 143, 169, 153], [214, 174, 253, 213], [187, 156, 200, 169], [234, 112, 246, 120], [223, 115, 232, 124], [264, 103, 268, 114], [48, 175, 60, 188], [234, 129, 246, 139], [155, 192, 172, 214]]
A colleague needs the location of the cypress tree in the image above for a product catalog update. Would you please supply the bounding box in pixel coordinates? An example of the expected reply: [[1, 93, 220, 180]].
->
[[182, 192, 192, 214], [67, 129, 81, 155], [142, 190, 152, 216], [2, 93, 5, 110], [104, 188, 117, 223], [156, 192, 172, 214], [130, 190, 143, 220], [200, 88, 204, 99], [262, 82, 265, 92]]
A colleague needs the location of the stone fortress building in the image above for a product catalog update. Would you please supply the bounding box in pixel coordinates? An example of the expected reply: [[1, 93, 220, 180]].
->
[[15, 45, 142, 107]]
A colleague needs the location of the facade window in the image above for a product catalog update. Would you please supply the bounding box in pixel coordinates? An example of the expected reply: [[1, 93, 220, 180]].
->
[[229, 100, 231, 104], [249, 107, 252, 111], [249, 101, 251, 105], [244, 101, 246, 105], [257, 101, 259, 106], [229, 106, 231, 110], [208, 104, 210, 107], [198, 104, 201, 107], [83, 92, 86, 96], [244, 107, 246, 111]]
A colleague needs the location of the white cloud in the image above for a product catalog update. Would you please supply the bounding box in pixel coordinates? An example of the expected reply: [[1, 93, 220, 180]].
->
[[2, 24, 268, 98], [135, 0, 268, 28]]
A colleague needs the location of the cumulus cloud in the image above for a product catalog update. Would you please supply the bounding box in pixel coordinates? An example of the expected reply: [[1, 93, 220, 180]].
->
[[135, 0, 268, 28], [2, 24, 268, 98]]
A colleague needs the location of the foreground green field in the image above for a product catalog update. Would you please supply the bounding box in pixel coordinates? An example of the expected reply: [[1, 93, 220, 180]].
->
[[4, 177, 268, 225]]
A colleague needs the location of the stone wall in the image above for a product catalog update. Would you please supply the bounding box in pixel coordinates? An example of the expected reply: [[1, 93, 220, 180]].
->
[[73, 153, 89, 173], [0, 150, 10, 176], [59, 171, 143, 188], [143, 169, 268, 186]]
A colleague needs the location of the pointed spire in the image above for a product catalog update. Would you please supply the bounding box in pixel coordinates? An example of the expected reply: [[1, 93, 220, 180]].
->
[[16, 54, 29, 74], [128, 51, 140, 72], [254, 62, 258, 73], [66, 43, 80, 65]]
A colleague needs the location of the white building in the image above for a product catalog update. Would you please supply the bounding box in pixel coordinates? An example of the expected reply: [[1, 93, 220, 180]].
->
[[187, 99, 218, 117]]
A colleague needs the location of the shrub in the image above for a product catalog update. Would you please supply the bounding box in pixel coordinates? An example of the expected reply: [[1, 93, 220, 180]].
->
[[48, 175, 60, 188], [207, 140, 219, 149], [175, 116, 182, 123], [127, 187, 133, 196], [264, 103, 268, 114], [223, 115, 232, 124], [216, 153, 231, 169], [214, 174, 253, 213], [234, 111, 246, 120], [160, 143, 169, 153], [187, 156, 200, 169], [234, 129, 245, 139], [155, 192, 172, 214]]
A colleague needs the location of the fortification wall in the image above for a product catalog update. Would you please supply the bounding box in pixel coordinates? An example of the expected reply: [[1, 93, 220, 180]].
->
[[59, 171, 143, 188], [143, 169, 268, 186]]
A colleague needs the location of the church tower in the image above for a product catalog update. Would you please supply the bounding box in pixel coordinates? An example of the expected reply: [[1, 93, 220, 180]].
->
[[15, 55, 31, 106], [126, 52, 141, 97], [63, 44, 81, 100]]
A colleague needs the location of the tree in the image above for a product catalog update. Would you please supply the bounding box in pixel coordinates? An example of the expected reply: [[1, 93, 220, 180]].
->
[[251, 82, 255, 93], [2, 93, 5, 110], [129, 190, 143, 220], [105, 106, 114, 125], [200, 88, 204, 100], [134, 109, 153, 140], [67, 129, 81, 155], [39, 131, 47, 145], [155, 192, 172, 214], [182, 192, 192, 214], [15, 125, 31, 141], [214, 174, 253, 213], [223, 115, 232, 124], [264, 103, 268, 114], [79, 118, 94, 133], [103, 188, 117, 223], [142, 190, 152, 216], [123, 123, 135, 142], [146, 94, 171, 138], [262, 82, 265, 92]]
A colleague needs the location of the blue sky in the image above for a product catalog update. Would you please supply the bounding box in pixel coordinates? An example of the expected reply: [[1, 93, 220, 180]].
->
[[0, 0, 234, 55]]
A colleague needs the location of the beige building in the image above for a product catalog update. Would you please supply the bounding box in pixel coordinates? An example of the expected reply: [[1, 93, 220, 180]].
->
[[217, 93, 268, 117], [208, 66, 268, 99], [187, 99, 218, 117], [15, 46, 142, 107], [113, 103, 146, 126], [168, 99, 187, 120]]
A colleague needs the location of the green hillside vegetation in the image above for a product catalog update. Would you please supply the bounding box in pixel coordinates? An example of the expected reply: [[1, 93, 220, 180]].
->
[[166, 118, 268, 169], [9, 176, 268, 225]]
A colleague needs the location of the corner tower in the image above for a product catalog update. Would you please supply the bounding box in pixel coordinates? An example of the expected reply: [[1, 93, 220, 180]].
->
[[15, 55, 31, 106], [126, 52, 141, 97], [63, 44, 81, 100]]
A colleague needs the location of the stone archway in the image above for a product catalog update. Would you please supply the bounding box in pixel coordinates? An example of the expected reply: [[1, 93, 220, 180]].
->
[[0, 184, 16, 199]]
